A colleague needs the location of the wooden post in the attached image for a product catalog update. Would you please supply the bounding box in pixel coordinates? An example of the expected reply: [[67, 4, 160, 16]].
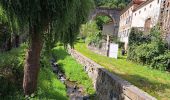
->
[[106, 35, 110, 57]]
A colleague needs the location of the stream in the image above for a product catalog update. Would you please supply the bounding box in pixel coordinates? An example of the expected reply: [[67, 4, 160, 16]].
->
[[50, 58, 91, 100]]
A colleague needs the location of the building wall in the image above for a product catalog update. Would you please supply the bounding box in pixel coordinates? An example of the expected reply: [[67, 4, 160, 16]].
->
[[118, 4, 137, 49], [118, 0, 162, 50], [131, 0, 162, 28], [160, 0, 170, 42]]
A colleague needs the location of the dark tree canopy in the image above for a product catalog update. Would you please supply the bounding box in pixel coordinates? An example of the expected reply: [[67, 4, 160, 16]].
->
[[94, 0, 130, 9], [0, 0, 94, 45]]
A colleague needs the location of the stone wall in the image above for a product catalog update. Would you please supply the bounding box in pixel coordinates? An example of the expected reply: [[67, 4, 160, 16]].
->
[[68, 48, 156, 100], [88, 45, 107, 56]]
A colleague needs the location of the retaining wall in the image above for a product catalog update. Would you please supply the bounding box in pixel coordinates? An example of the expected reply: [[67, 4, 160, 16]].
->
[[68, 48, 156, 100]]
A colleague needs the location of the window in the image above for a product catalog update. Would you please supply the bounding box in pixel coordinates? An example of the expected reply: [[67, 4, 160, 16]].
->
[[150, 4, 152, 8], [126, 19, 128, 24], [158, 0, 159, 4], [135, 13, 136, 16], [144, 8, 146, 11], [139, 11, 141, 14]]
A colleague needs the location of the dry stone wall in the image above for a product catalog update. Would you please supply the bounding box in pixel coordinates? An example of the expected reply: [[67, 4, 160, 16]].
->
[[68, 48, 156, 100]]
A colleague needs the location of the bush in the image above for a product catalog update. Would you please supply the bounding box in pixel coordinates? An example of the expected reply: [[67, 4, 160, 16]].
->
[[128, 28, 151, 46], [151, 51, 170, 70], [116, 41, 124, 49], [80, 21, 103, 47], [0, 44, 27, 99], [127, 26, 169, 70]]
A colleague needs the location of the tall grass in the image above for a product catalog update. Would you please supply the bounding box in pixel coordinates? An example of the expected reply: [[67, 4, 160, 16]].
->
[[52, 46, 95, 95]]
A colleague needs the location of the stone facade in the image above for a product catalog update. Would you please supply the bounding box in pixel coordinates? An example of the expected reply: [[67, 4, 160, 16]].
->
[[132, 0, 162, 29], [159, 0, 170, 43], [118, 2, 139, 50], [68, 48, 156, 100], [118, 0, 163, 50]]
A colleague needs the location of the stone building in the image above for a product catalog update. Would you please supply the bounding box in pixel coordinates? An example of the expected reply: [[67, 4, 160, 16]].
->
[[118, 0, 163, 50], [159, 0, 170, 46], [118, 1, 139, 49], [132, 0, 162, 32]]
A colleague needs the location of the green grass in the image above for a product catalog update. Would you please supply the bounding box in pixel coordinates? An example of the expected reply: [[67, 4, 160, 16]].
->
[[52, 46, 95, 95], [74, 42, 170, 100], [36, 65, 67, 100], [28, 52, 68, 100]]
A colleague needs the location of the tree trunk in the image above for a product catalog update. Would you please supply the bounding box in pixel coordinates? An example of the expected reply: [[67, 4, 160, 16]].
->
[[15, 35, 19, 48], [23, 25, 43, 95], [5, 34, 12, 51]]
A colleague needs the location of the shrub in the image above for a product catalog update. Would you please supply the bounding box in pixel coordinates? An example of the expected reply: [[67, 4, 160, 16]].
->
[[80, 21, 103, 47], [116, 41, 124, 49], [151, 51, 170, 70], [0, 44, 27, 99], [127, 26, 169, 70], [128, 28, 151, 46]]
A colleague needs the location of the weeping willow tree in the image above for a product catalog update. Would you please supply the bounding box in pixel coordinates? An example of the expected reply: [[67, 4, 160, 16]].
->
[[0, 0, 94, 95]]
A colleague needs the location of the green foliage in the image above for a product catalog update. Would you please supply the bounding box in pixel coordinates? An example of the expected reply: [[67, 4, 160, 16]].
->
[[116, 41, 125, 49], [95, 16, 112, 30], [151, 51, 170, 70], [128, 26, 169, 70], [128, 28, 151, 46], [52, 46, 95, 95], [80, 21, 100, 38], [0, 44, 26, 69], [0, 44, 68, 99], [0, 5, 7, 23], [0, 0, 94, 47], [80, 21, 102, 47], [0, 44, 27, 99], [0, 24, 11, 48], [37, 58, 67, 100], [94, 0, 130, 9]]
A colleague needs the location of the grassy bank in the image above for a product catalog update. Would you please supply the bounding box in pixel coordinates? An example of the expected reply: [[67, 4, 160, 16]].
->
[[37, 60, 67, 100], [74, 42, 170, 100], [35, 53, 68, 100], [52, 46, 95, 95], [0, 44, 68, 100]]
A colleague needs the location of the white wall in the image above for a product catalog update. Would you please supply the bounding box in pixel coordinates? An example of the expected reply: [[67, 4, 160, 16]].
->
[[118, 0, 162, 50], [118, 6, 134, 43], [131, 0, 162, 28], [167, 34, 170, 48]]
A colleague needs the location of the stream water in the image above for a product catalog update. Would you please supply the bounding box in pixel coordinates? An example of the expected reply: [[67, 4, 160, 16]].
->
[[50, 59, 91, 100]]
